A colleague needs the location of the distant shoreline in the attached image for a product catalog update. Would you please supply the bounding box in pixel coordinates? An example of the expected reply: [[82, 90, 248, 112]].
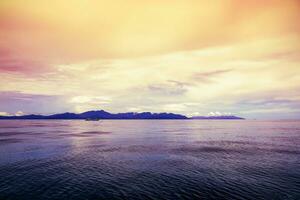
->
[[0, 118, 245, 120], [0, 109, 245, 120]]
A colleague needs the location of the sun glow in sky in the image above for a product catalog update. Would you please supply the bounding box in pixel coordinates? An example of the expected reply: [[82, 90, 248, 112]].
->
[[0, 0, 300, 119]]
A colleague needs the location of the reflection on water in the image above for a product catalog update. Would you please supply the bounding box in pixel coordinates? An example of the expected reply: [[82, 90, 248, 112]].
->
[[0, 120, 300, 200]]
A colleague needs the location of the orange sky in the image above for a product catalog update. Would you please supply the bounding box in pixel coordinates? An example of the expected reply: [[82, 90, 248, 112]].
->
[[0, 0, 300, 118]]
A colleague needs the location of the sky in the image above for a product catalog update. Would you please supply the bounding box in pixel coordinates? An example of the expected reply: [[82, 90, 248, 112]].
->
[[0, 0, 300, 119]]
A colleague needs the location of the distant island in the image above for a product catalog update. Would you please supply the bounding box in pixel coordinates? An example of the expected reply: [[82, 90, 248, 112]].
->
[[0, 110, 245, 120]]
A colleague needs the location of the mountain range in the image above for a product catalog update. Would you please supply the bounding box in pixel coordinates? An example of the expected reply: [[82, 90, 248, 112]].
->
[[0, 110, 244, 120]]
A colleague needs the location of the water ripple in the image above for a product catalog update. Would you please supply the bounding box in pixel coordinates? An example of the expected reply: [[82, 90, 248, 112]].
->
[[0, 120, 299, 200]]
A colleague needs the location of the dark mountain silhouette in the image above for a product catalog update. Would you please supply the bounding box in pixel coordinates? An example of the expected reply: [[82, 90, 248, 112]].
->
[[0, 110, 187, 120], [0, 110, 244, 120]]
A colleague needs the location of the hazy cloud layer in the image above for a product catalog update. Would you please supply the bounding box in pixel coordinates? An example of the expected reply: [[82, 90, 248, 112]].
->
[[0, 0, 300, 119]]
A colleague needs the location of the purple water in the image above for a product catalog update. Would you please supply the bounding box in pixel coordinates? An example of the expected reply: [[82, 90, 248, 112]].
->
[[0, 120, 299, 199]]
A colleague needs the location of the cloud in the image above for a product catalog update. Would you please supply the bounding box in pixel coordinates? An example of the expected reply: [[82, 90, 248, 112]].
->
[[15, 111, 24, 116], [208, 111, 221, 116], [239, 107, 300, 120], [0, 110, 26, 116], [69, 95, 111, 112], [162, 104, 187, 112], [0, 111, 10, 116], [0, 58, 49, 75], [127, 107, 142, 112], [207, 111, 233, 116], [0, 91, 70, 114], [1, 36, 299, 119], [0, 48, 54, 76], [148, 82, 188, 96], [70, 96, 111, 104], [262, 50, 300, 62], [167, 80, 192, 87], [0, 0, 299, 63], [192, 69, 233, 83]]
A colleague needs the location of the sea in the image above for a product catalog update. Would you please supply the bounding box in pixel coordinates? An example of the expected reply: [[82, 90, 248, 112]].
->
[[0, 120, 299, 200]]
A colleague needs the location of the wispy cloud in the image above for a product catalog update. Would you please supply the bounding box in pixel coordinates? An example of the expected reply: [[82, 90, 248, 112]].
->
[[192, 69, 233, 83], [148, 82, 188, 96]]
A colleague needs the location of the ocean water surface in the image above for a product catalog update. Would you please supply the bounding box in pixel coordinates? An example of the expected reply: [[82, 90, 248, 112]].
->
[[0, 120, 299, 200]]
